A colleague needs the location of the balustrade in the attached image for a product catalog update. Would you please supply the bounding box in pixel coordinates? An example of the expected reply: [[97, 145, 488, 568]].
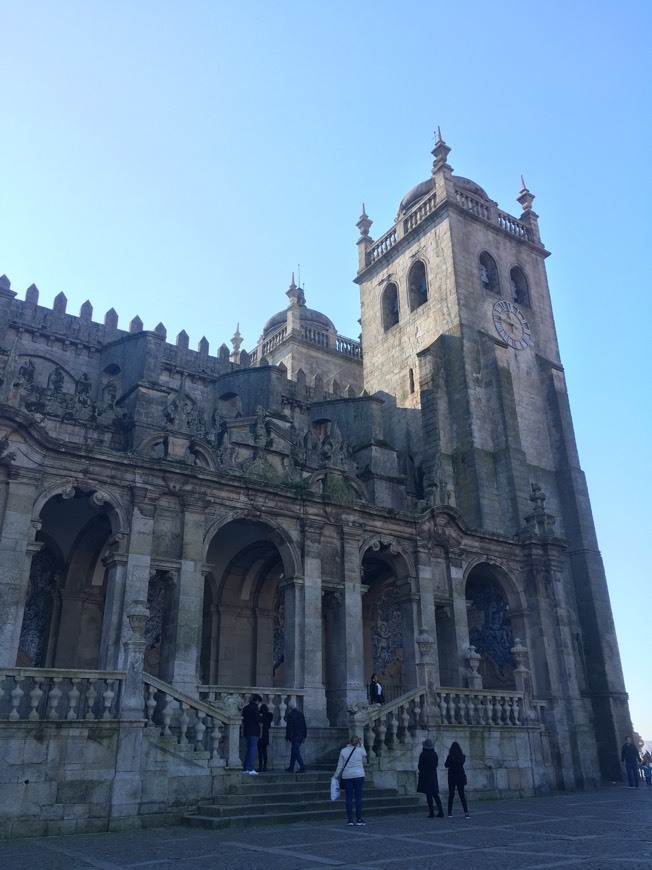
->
[[0, 669, 123, 721], [199, 685, 304, 727], [335, 336, 362, 359], [497, 211, 531, 240], [403, 192, 437, 233], [435, 688, 524, 727], [369, 229, 397, 264]]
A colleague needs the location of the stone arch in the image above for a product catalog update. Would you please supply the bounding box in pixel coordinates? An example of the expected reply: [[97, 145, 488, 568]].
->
[[360, 537, 417, 701], [23, 482, 129, 668], [382, 281, 400, 329], [479, 250, 500, 293], [408, 259, 428, 310], [200, 514, 300, 687], [510, 265, 530, 306], [464, 560, 520, 690]]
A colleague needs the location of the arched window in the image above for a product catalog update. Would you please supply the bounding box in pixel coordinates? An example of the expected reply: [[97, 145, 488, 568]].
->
[[510, 266, 530, 306], [382, 282, 399, 329], [479, 252, 500, 294], [408, 260, 428, 310]]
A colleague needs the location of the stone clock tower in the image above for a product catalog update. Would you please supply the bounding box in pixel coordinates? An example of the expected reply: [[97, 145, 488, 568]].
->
[[355, 132, 630, 780]]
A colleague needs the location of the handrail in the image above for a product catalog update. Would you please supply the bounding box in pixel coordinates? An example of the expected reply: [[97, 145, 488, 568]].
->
[[144, 674, 239, 725]]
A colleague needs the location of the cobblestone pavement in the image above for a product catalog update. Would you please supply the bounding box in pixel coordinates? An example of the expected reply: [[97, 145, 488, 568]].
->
[[0, 785, 650, 869]]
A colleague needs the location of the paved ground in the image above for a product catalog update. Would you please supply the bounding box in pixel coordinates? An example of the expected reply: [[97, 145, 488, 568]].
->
[[0, 785, 650, 869]]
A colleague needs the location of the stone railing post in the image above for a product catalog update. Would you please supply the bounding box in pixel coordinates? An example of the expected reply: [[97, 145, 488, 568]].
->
[[121, 600, 149, 720], [466, 645, 483, 690]]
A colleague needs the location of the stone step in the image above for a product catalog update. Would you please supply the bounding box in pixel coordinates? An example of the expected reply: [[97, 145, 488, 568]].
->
[[184, 800, 423, 830], [195, 794, 419, 818], [224, 783, 400, 800]]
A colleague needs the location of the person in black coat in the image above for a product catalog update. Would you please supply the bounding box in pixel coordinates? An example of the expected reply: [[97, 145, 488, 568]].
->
[[416, 738, 444, 818], [445, 740, 470, 817], [257, 703, 274, 772], [621, 735, 641, 788], [241, 693, 262, 774], [285, 699, 308, 772]]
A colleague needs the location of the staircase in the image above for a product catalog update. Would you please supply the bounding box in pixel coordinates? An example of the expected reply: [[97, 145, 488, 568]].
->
[[182, 767, 423, 830]]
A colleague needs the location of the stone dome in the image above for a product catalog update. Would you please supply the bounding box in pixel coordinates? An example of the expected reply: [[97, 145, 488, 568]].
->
[[262, 300, 336, 340], [396, 174, 491, 218]]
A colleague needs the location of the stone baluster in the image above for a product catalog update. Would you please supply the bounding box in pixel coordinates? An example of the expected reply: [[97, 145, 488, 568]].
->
[[178, 702, 190, 745], [278, 695, 288, 724], [102, 679, 115, 719], [447, 694, 456, 725], [376, 716, 387, 751], [145, 685, 157, 727], [29, 679, 44, 721], [194, 711, 206, 750], [467, 693, 476, 725], [438, 694, 447, 724], [501, 697, 509, 725], [364, 722, 376, 760], [399, 704, 409, 741], [386, 711, 397, 746], [512, 697, 520, 725], [67, 678, 81, 720], [267, 696, 277, 726], [161, 694, 174, 736], [48, 677, 63, 719], [10, 676, 24, 720], [491, 695, 501, 724], [412, 697, 421, 731], [85, 681, 97, 720]]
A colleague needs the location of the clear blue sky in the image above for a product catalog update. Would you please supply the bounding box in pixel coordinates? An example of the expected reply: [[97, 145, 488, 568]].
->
[[2, 2, 651, 741]]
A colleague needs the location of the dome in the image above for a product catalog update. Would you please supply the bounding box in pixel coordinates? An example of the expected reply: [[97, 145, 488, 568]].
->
[[262, 302, 336, 340], [396, 174, 492, 218], [397, 177, 436, 216]]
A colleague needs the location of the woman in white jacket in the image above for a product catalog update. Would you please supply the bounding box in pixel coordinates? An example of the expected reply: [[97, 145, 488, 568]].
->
[[334, 735, 367, 826]]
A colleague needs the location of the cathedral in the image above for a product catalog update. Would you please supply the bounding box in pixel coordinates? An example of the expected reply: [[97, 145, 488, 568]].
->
[[0, 133, 632, 836]]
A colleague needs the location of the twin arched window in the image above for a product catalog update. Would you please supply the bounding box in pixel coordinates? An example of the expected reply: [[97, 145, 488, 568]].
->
[[479, 254, 531, 307], [381, 260, 429, 330]]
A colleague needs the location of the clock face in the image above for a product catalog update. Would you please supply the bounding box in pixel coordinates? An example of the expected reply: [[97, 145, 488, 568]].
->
[[492, 300, 531, 350]]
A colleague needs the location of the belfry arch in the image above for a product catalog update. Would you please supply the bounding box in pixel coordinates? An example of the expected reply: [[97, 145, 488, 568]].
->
[[200, 518, 296, 688]]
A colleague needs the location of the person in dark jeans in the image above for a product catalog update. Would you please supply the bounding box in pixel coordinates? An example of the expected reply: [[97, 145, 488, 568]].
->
[[285, 699, 307, 772], [445, 740, 470, 817], [621, 735, 641, 788], [241, 694, 262, 775], [257, 703, 274, 772]]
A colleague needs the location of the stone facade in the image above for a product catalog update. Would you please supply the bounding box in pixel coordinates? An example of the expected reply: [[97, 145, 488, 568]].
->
[[0, 134, 632, 835]]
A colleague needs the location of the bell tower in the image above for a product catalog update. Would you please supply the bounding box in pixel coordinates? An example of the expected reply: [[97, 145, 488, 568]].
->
[[355, 131, 631, 781]]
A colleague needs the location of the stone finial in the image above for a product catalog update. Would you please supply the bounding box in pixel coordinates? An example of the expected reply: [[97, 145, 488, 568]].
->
[[198, 336, 209, 356], [25, 283, 39, 305], [154, 322, 167, 338], [356, 203, 373, 239], [80, 300, 93, 322], [416, 629, 434, 659], [0, 274, 11, 290], [521, 481, 557, 537], [517, 176, 536, 212], [129, 315, 143, 333], [231, 323, 243, 364], [286, 272, 304, 307], [104, 307, 119, 329], [431, 126, 452, 172], [176, 329, 189, 351]]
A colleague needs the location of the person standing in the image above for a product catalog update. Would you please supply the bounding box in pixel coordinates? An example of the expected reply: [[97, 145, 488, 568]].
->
[[621, 735, 641, 788], [417, 738, 444, 818], [334, 734, 367, 826], [369, 673, 385, 705], [285, 699, 307, 772], [241, 694, 262, 775], [257, 703, 274, 772], [445, 741, 470, 817]]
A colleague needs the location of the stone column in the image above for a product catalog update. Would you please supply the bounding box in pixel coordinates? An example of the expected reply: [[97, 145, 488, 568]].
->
[[169, 497, 206, 696], [0, 470, 41, 666], [342, 522, 366, 708], [100, 486, 156, 670], [414, 546, 441, 688], [280, 574, 304, 687], [302, 521, 327, 724], [449, 551, 472, 685]]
